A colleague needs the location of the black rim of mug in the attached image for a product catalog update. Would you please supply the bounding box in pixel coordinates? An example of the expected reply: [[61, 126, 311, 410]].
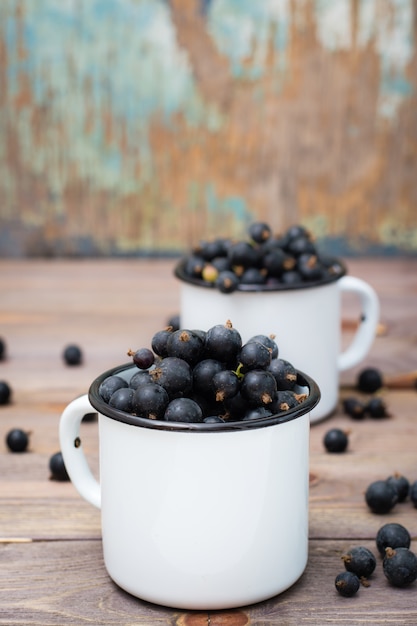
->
[[88, 363, 321, 433]]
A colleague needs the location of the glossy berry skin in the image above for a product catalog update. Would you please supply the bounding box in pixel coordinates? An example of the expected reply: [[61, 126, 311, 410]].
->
[[323, 428, 348, 453], [386, 474, 410, 502], [99, 375, 128, 403], [335, 571, 360, 597], [6, 428, 29, 453], [132, 383, 169, 420], [129, 370, 151, 390], [268, 358, 297, 391], [248, 334, 278, 359], [376, 523, 411, 557], [151, 327, 174, 358], [63, 344, 83, 366], [342, 397, 366, 420], [192, 359, 225, 397], [150, 357, 193, 399], [164, 397, 203, 423], [238, 341, 271, 372], [49, 451, 70, 481], [109, 387, 134, 412], [211, 369, 239, 402], [240, 370, 277, 407], [365, 480, 398, 514], [166, 329, 204, 365], [357, 367, 383, 393], [166, 314, 180, 331], [383, 547, 417, 587], [342, 546, 376, 579], [204, 322, 242, 365], [129, 347, 155, 370], [0, 381, 11, 405], [228, 241, 260, 269]]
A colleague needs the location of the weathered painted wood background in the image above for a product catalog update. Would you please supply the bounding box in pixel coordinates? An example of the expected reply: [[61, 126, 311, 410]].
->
[[0, 0, 416, 257]]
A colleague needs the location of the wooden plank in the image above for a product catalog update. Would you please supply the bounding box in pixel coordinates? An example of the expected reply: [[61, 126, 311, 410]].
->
[[0, 539, 417, 625]]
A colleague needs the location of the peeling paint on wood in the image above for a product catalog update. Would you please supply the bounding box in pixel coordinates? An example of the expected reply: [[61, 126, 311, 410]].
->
[[0, 0, 416, 257]]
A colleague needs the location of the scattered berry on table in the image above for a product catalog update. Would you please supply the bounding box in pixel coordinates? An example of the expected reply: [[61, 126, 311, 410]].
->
[[376, 523, 411, 557], [365, 480, 398, 514], [0, 381, 11, 405], [383, 547, 417, 587], [335, 571, 360, 597], [385, 473, 410, 502], [6, 428, 29, 452], [49, 451, 70, 481], [342, 397, 366, 420], [63, 344, 83, 366], [357, 367, 383, 393], [365, 397, 390, 418], [0, 337, 6, 360], [323, 428, 349, 453], [341, 546, 377, 579]]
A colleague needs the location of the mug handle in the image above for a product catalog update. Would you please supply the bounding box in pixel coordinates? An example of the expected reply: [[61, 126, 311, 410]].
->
[[337, 276, 380, 372], [59, 394, 101, 509]]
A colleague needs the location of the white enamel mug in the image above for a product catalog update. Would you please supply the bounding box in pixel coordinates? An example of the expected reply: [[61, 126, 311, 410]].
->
[[175, 261, 379, 423], [59, 363, 320, 610]]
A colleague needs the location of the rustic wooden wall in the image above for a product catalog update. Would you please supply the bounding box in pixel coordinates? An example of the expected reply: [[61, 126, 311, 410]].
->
[[0, 0, 416, 257]]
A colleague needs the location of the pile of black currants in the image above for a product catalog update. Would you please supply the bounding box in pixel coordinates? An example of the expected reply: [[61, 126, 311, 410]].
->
[[98, 321, 308, 424], [175, 222, 344, 293]]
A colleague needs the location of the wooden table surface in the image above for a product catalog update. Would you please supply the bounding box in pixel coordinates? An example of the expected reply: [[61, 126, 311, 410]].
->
[[0, 257, 417, 625]]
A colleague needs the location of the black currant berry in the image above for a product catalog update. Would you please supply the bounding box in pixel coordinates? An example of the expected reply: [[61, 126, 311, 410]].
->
[[192, 359, 225, 397], [357, 367, 383, 393], [99, 375, 128, 403], [150, 357, 193, 399], [365, 480, 398, 514], [167, 314, 180, 331], [166, 329, 204, 365], [383, 547, 417, 587], [342, 546, 376, 579], [184, 254, 205, 278], [228, 241, 260, 269], [342, 397, 366, 420], [204, 321, 242, 365], [323, 428, 348, 453], [296, 253, 324, 281], [128, 347, 155, 370], [215, 271, 240, 293], [129, 370, 151, 390], [239, 267, 267, 286], [271, 390, 305, 412], [203, 415, 226, 423], [151, 327, 174, 358], [268, 358, 297, 391], [6, 428, 29, 453], [365, 397, 390, 418], [0, 381, 11, 405], [132, 383, 169, 420], [242, 406, 273, 421], [248, 334, 278, 359], [386, 473, 410, 502], [109, 387, 134, 412], [0, 337, 6, 360], [376, 523, 411, 557], [164, 397, 203, 423], [238, 341, 272, 372], [63, 344, 83, 366], [335, 571, 360, 597], [248, 222, 272, 244], [49, 451, 70, 481], [211, 369, 239, 402], [240, 369, 277, 407]]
